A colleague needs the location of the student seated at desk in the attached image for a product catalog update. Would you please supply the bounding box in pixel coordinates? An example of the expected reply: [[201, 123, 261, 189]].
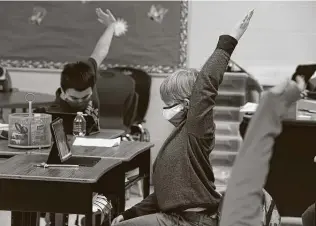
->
[[111, 10, 254, 226], [40, 8, 118, 226], [219, 76, 306, 226], [46, 8, 117, 130]]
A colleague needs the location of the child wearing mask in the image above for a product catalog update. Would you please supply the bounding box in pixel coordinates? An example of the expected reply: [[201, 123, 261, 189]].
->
[[52, 8, 117, 129], [111, 10, 254, 226]]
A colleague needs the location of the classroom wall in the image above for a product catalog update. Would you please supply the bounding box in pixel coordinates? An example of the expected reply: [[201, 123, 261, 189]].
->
[[5, 1, 316, 169], [188, 1, 316, 86]]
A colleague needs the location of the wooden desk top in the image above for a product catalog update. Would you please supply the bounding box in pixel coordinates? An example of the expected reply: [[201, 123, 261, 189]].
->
[[0, 129, 126, 156], [243, 113, 316, 127], [0, 141, 153, 161], [0, 90, 55, 108], [89, 129, 125, 139], [70, 141, 154, 161], [0, 154, 121, 183]]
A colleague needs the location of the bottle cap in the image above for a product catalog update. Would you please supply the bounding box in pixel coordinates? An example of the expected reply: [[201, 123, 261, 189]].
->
[[77, 112, 83, 115]]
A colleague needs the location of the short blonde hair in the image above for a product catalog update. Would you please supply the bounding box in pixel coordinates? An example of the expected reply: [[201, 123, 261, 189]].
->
[[160, 68, 199, 105]]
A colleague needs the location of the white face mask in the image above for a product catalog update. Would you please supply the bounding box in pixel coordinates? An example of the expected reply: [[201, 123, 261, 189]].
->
[[162, 104, 184, 120]]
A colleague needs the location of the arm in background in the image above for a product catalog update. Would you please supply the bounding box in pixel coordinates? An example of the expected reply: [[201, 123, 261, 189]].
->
[[90, 8, 116, 67], [219, 78, 303, 226]]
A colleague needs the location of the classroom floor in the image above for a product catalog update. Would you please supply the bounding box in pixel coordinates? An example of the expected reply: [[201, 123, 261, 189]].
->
[[0, 185, 302, 226], [0, 184, 153, 226]]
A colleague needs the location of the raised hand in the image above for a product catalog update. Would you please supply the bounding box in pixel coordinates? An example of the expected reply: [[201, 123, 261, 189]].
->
[[96, 8, 116, 27], [230, 9, 254, 41], [111, 215, 124, 225]]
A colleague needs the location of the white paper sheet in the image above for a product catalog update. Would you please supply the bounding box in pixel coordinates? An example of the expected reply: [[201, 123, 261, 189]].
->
[[72, 137, 121, 147], [240, 102, 258, 113], [0, 123, 9, 131]]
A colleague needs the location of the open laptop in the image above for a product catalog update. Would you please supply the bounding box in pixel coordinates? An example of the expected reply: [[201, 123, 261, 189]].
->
[[46, 107, 100, 136], [47, 117, 101, 167]]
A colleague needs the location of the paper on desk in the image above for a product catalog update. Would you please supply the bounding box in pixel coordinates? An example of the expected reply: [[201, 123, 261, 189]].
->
[[240, 102, 258, 113], [73, 137, 121, 147], [0, 123, 9, 131]]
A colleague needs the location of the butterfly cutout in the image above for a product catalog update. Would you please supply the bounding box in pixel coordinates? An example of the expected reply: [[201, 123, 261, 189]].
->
[[29, 6, 47, 25], [148, 5, 168, 24]]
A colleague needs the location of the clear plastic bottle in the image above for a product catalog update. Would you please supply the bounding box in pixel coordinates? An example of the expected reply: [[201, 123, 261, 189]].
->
[[73, 112, 86, 137]]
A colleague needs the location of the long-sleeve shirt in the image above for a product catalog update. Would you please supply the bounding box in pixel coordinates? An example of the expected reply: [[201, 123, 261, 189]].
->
[[219, 80, 301, 226], [122, 35, 238, 220]]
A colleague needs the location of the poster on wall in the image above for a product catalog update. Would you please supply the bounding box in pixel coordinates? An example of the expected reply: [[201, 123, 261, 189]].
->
[[0, 1, 188, 73]]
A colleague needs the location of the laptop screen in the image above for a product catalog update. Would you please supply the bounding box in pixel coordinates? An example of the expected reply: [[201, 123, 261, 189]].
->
[[50, 118, 71, 162]]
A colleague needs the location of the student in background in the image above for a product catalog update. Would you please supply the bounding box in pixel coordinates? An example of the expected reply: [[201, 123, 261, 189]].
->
[[219, 76, 306, 226], [239, 117, 281, 226], [53, 8, 116, 127], [246, 74, 263, 103], [42, 8, 117, 226], [111, 10, 254, 226]]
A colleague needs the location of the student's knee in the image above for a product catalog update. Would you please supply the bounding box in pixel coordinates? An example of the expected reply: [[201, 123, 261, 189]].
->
[[114, 218, 143, 226]]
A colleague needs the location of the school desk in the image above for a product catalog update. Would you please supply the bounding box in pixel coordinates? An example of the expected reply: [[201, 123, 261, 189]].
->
[[0, 128, 125, 157], [0, 131, 153, 226], [0, 154, 122, 226], [240, 114, 316, 217]]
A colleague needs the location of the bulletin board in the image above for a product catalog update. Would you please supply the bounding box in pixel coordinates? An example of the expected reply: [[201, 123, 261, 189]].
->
[[0, 1, 188, 73]]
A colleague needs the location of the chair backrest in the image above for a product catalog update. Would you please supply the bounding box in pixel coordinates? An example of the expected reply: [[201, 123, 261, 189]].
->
[[113, 67, 151, 123], [97, 69, 138, 130], [0, 67, 13, 92]]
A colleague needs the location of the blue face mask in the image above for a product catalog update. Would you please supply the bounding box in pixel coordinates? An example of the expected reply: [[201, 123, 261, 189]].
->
[[162, 104, 187, 127]]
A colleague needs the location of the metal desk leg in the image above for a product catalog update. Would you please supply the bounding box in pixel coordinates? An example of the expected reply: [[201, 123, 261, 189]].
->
[[140, 149, 151, 199], [117, 170, 126, 214], [11, 211, 22, 226], [11, 212, 39, 226], [0, 108, 4, 123], [85, 191, 93, 226], [85, 212, 93, 226]]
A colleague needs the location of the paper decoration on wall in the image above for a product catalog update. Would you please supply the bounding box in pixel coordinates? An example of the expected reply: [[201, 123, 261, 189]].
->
[[96, 8, 128, 37], [148, 4, 168, 23], [113, 18, 128, 37], [29, 6, 47, 25], [121, 70, 132, 76]]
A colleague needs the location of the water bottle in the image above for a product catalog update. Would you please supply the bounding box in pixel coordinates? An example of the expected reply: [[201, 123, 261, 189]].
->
[[73, 112, 86, 137]]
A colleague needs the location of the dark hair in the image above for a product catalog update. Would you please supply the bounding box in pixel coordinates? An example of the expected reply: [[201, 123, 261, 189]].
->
[[61, 61, 95, 92]]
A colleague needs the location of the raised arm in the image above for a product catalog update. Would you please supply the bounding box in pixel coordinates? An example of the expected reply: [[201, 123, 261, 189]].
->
[[219, 77, 305, 226], [186, 10, 253, 138], [90, 8, 116, 67]]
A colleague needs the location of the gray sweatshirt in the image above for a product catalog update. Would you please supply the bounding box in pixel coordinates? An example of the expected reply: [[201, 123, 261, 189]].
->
[[219, 80, 301, 226]]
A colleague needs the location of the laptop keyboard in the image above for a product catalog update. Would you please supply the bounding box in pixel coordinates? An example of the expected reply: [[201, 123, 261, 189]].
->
[[63, 156, 101, 167]]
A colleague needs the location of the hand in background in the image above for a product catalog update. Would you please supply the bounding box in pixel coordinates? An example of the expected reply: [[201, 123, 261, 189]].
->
[[230, 9, 254, 41], [96, 8, 116, 27], [111, 215, 124, 225], [295, 75, 307, 92]]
